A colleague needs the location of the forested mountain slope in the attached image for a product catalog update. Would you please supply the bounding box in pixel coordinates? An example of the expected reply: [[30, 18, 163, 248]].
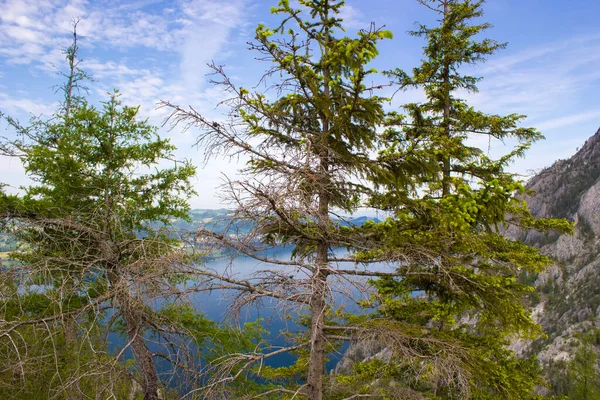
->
[[516, 127, 600, 375]]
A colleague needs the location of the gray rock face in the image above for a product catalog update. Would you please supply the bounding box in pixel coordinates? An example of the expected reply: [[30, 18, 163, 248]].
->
[[516, 127, 600, 365], [332, 341, 391, 375]]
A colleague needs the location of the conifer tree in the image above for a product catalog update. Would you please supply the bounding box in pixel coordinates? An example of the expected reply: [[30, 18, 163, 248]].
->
[[164, 1, 394, 398], [566, 332, 600, 400], [0, 31, 204, 399], [339, 0, 572, 398]]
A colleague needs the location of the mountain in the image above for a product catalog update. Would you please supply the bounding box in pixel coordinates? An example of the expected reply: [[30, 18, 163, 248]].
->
[[174, 209, 380, 233], [511, 127, 600, 391]]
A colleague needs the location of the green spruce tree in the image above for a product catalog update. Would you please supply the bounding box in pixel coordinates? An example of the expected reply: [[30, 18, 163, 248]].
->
[[567, 332, 600, 400], [339, 0, 572, 398]]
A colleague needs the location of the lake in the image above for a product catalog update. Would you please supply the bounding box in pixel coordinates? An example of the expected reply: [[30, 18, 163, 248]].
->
[[109, 249, 396, 379], [189, 249, 387, 369]]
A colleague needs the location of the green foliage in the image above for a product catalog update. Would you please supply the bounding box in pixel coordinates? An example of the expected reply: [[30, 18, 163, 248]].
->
[[0, 323, 136, 400], [165, 0, 395, 397], [154, 303, 277, 398], [0, 33, 204, 398], [342, 0, 573, 398], [160, 0, 575, 398], [21, 91, 195, 229], [568, 340, 600, 400], [547, 161, 600, 219], [544, 331, 600, 399], [0, 1, 577, 398]]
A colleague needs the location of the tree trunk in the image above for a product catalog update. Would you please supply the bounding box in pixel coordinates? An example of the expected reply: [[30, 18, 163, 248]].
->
[[442, 0, 451, 197], [306, 252, 328, 400], [127, 318, 159, 400], [306, 9, 334, 397], [63, 279, 83, 400], [109, 271, 159, 400], [307, 124, 331, 399]]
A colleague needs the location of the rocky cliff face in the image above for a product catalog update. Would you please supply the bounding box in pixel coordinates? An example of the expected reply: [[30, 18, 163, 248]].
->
[[515, 127, 600, 365]]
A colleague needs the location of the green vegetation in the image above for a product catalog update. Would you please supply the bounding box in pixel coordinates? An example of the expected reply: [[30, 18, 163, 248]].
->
[[344, 0, 571, 397], [0, 29, 265, 400], [165, 1, 394, 397], [547, 160, 600, 220], [0, 1, 586, 399], [0, 44, 193, 396], [163, 0, 571, 399], [545, 331, 600, 399]]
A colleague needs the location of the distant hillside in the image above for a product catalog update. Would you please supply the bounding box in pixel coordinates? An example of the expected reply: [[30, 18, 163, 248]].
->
[[511, 127, 600, 393], [170, 209, 247, 234], [173, 209, 380, 234], [1, 209, 379, 255]]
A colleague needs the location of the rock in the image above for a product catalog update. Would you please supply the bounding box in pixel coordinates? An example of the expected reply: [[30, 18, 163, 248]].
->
[[516, 127, 600, 369]]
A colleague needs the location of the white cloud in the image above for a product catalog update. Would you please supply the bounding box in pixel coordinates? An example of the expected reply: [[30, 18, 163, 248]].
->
[[337, 4, 365, 29], [0, 0, 235, 69], [0, 155, 29, 194], [178, 0, 245, 91], [534, 110, 600, 132], [0, 91, 56, 117], [84, 59, 151, 79], [466, 32, 600, 115], [481, 33, 600, 74], [0, 0, 248, 93], [0, 0, 249, 118]]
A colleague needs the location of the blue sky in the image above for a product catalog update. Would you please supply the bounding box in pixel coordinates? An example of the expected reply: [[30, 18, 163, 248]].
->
[[1, 0, 599, 209]]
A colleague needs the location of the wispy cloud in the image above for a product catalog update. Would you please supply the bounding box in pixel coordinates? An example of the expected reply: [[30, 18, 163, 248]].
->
[[457, 33, 600, 177], [0, 0, 244, 70], [466, 32, 600, 115], [535, 110, 600, 131], [0, 0, 248, 115], [481, 33, 600, 74], [338, 4, 366, 30], [0, 91, 57, 116], [178, 0, 245, 91], [84, 59, 152, 79]]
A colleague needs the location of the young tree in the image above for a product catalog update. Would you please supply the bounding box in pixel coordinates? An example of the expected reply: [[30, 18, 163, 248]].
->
[[0, 32, 207, 399], [0, 29, 92, 400], [0, 93, 200, 399], [567, 332, 600, 400]]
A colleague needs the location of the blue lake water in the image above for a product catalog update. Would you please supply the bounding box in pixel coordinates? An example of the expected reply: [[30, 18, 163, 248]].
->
[[110, 250, 397, 376], [188, 251, 379, 369], [191, 254, 304, 368]]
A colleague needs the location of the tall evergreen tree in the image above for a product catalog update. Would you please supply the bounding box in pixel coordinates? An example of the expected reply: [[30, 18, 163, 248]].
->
[[164, 1, 394, 398], [339, 0, 572, 398]]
